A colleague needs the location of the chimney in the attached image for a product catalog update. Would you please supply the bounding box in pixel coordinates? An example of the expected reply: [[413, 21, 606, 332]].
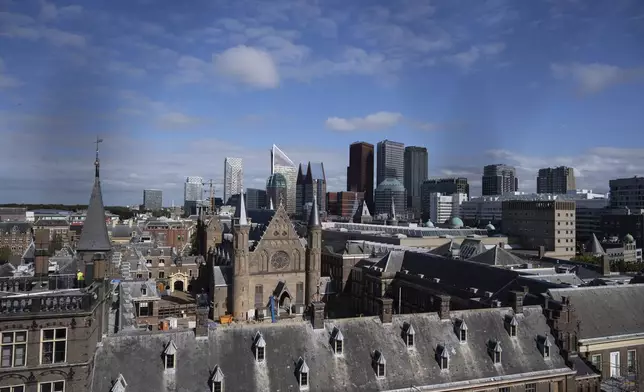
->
[[601, 254, 610, 276], [311, 301, 325, 330], [34, 229, 50, 276], [509, 291, 524, 314], [378, 297, 394, 324], [195, 291, 209, 337], [437, 294, 451, 320]]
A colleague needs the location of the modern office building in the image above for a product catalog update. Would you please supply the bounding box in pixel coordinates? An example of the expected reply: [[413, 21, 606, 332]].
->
[[224, 157, 243, 204], [374, 178, 406, 217], [327, 191, 364, 218], [143, 189, 163, 210], [537, 166, 576, 194], [609, 176, 644, 210], [266, 173, 288, 209], [601, 208, 644, 248], [184, 176, 203, 216], [428, 192, 468, 224], [271, 144, 298, 214], [482, 164, 518, 195], [347, 142, 374, 211], [420, 177, 470, 219], [296, 162, 327, 217], [404, 146, 428, 217], [376, 139, 405, 186], [502, 199, 576, 257], [246, 188, 267, 210]]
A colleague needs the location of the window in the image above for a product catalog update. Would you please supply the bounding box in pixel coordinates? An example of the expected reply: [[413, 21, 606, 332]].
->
[[459, 329, 467, 342], [254, 285, 263, 307], [406, 334, 414, 347], [627, 350, 636, 373], [544, 345, 550, 358], [591, 354, 602, 371], [141, 287, 147, 295], [41, 328, 66, 364], [212, 381, 222, 392], [257, 346, 265, 361], [1, 330, 27, 368], [38, 381, 64, 392], [189, 269, 193, 277], [159, 271, 165, 279], [0, 385, 24, 392], [138, 302, 150, 317], [377, 363, 385, 378], [525, 383, 536, 392], [510, 325, 517, 337], [499, 388, 510, 392], [335, 339, 343, 355], [440, 356, 448, 370], [494, 351, 501, 363], [296, 282, 304, 304], [300, 371, 308, 387], [165, 353, 175, 369]]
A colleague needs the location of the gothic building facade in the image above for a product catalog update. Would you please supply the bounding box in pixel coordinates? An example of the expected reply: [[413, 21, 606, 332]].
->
[[211, 192, 322, 321]]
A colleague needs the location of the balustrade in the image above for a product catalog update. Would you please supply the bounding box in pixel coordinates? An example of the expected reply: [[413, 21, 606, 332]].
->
[[0, 293, 93, 315]]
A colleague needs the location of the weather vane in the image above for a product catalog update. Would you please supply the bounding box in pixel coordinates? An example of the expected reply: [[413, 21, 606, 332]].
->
[[94, 136, 103, 177]]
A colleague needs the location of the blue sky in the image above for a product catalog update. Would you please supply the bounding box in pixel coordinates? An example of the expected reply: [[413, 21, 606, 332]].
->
[[1, 0, 644, 205]]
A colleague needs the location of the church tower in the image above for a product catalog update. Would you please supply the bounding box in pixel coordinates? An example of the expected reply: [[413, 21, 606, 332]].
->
[[305, 194, 322, 305], [77, 137, 113, 282], [232, 191, 250, 320]]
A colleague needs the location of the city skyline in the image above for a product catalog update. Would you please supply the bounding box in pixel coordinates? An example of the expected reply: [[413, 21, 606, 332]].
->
[[1, 0, 644, 205]]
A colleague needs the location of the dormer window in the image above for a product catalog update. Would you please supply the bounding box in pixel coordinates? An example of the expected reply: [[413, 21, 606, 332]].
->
[[110, 374, 127, 392], [489, 340, 502, 364], [254, 332, 266, 362], [373, 350, 386, 378], [211, 365, 224, 392], [456, 319, 468, 343], [437, 345, 449, 370], [505, 315, 518, 337], [297, 357, 309, 389], [141, 286, 147, 296], [159, 259, 165, 266], [404, 323, 415, 348], [538, 335, 552, 359], [331, 327, 344, 355], [164, 340, 177, 370]]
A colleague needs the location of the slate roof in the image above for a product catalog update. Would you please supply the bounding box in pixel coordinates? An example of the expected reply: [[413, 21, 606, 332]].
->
[[429, 239, 458, 257], [521, 273, 584, 286], [213, 265, 232, 287], [0, 222, 32, 235], [373, 250, 405, 273], [90, 306, 572, 392], [77, 175, 112, 252], [458, 239, 487, 259], [548, 284, 644, 340], [467, 246, 527, 267]]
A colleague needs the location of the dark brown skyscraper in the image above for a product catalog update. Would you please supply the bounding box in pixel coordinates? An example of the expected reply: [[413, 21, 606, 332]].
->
[[347, 142, 374, 211]]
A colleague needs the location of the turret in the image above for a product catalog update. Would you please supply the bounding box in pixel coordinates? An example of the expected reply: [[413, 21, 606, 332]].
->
[[386, 196, 398, 226], [305, 193, 322, 305], [232, 192, 250, 321]]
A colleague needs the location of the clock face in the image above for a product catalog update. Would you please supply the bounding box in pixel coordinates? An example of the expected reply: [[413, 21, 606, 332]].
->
[[270, 251, 290, 270]]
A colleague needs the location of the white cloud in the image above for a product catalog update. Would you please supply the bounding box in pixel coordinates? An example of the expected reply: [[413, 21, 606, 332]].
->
[[213, 45, 280, 89], [0, 58, 22, 88], [158, 112, 204, 129], [325, 112, 403, 131], [106, 61, 146, 77], [444, 42, 506, 70], [550, 62, 644, 94], [39, 1, 83, 21]]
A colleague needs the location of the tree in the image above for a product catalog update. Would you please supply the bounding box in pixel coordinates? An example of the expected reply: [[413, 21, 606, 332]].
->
[[48, 233, 64, 254], [0, 246, 11, 263]]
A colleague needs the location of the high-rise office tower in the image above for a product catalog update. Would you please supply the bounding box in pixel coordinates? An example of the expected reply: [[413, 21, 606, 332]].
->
[[404, 146, 428, 216], [347, 142, 375, 212], [537, 166, 576, 194], [609, 176, 644, 209], [143, 189, 163, 210], [482, 164, 518, 196], [271, 145, 297, 214], [376, 139, 405, 186], [296, 162, 327, 216], [184, 176, 203, 216], [224, 157, 243, 204]]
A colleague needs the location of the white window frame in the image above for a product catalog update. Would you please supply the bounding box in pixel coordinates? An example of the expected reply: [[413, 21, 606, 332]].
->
[[627, 349, 636, 373], [1, 330, 28, 368], [0, 385, 25, 392], [406, 334, 414, 348], [256, 346, 265, 362], [525, 383, 536, 392], [334, 339, 343, 355], [38, 380, 65, 392], [459, 329, 467, 342], [376, 362, 386, 378], [165, 353, 175, 369], [299, 370, 309, 388], [591, 354, 602, 371], [493, 351, 502, 364], [212, 381, 223, 392], [40, 327, 67, 365], [509, 325, 517, 337]]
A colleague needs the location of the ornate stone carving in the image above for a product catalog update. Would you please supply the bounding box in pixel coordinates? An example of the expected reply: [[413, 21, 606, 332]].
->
[[270, 251, 290, 270]]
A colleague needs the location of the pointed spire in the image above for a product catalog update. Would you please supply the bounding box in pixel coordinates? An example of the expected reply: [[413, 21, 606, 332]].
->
[[234, 192, 248, 226], [308, 193, 321, 228], [389, 196, 396, 220], [77, 138, 111, 253]]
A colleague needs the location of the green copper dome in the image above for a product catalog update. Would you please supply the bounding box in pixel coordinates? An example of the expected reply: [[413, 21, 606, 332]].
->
[[447, 216, 464, 229], [624, 234, 635, 244]]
